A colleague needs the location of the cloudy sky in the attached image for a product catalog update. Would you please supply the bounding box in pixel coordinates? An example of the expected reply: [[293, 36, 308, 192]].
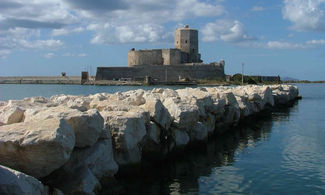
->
[[0, 0, 324, 80]]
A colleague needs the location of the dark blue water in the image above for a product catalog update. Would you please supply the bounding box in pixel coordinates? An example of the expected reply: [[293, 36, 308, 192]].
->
[[1, 83, 325, 194]]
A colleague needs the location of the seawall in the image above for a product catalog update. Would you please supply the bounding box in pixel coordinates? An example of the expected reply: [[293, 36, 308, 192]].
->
[[0, 76, 81, 84], [0, 85, 299, 194]]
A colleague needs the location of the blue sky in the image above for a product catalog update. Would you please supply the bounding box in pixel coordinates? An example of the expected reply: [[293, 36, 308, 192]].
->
[[0, 0, 324, 80]]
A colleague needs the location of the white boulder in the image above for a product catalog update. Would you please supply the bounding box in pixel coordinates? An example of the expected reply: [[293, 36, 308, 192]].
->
[[0, 118, 75, 178], [101, 111, 147, 166]]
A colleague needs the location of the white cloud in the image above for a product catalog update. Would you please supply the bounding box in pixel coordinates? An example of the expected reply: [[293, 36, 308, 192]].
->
[[78, 53, 87, 57], [240, 39, 325, 49], [266, 41, 306, 49], [44, 53, 55, 58], [63, 52, 73, 57], [0, 0, 226, 50], [51, 27, 84, 36], [0, 0, 77, 30], [202, 20, 255, 42], [62, 52, 88, 57], [306, 39, 325, 45], [19, 39, 64, 49], [89, 23, 171, 44], [0, 49, 11, 59], [79, 0, 225, 44], [283, 0, 325, 31], [251, 6, 264, 11]]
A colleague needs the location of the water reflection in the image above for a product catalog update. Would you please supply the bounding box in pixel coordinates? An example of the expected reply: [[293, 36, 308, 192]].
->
[[103, 105, 296, 195]]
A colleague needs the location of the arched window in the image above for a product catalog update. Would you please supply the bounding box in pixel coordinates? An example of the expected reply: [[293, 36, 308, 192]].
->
[[185, 40, 187, 43]]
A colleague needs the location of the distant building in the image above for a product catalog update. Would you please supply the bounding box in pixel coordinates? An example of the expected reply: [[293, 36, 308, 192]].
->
[[96, 25, 225, 82]]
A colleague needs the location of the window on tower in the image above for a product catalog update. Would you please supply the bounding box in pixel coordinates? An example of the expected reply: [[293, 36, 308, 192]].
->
[[185, 40, 187, 43]]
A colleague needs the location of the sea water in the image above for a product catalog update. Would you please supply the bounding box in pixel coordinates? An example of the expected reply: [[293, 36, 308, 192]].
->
[[0, 83, 324, 194]]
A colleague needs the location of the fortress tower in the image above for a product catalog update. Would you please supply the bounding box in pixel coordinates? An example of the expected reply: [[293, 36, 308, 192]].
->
[[174, 25, 201, 63]]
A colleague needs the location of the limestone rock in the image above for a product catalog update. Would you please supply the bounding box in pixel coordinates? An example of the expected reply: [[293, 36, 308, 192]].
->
[[0, 165, 45, 195], [66, 98, 90, 111], [219, 92, 240, 125], [190, 121, 208, 141], [142, 94, 173, 130], [141, 121, 163, 153], [0, 118, 75, 178], [272, 85, 299, 104], [65, 109, 104, 148], [172, 128, 190, 147], [0, 104, 25, 125], [24, 106, 103, 148], [101, 111, 146, 166], [49, 166, 101, 195], [235, 96, 254, 117], [63, 139, 118, 179], [163, 96, 199, 130], [120, 89, 146, 106], [147, 121, 161, 144], [177, 87, 216, 119], [46, 139, 118, 194]]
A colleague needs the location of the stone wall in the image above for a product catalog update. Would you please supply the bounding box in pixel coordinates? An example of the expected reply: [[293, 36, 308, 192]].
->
[[96, 63, 225, 82], [128, 48, 187, 66], [128, 49, 163, 67]]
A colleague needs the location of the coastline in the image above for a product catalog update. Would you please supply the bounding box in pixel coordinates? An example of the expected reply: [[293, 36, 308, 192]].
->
[[0, 84, 300, 194]]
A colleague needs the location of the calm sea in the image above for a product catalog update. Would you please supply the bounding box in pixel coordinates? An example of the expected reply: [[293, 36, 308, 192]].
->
[[1, 83, 325, 194]]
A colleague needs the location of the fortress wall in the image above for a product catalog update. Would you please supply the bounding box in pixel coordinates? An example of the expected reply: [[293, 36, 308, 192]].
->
[[162, 49, 182, 65], [128, 50, 163, 67], [96, 64, 225, 82], [96, 67, 138, 80]]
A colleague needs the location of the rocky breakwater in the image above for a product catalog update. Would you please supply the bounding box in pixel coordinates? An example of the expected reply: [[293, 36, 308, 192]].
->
[[0, 84, 299, 194]]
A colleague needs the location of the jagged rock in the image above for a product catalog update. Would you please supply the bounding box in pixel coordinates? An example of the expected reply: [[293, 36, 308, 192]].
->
[[65, 109, 103, 148], [147, 121, 161, 144], [50, 166, 101, 195], [177, 87, 216, 119], [142, 94, 173, 130], [0, 165, 46, 195], [141, 121, 163, 154], [120, 89, 146, 106], [163, 96, 199, 130], [190, 121, 208, 141], [204, 88, 226, 118], [0, 104, 25, 125], [0, 118, 75, 178], [272, 85, 299, 104], [172, 128, 190, 147], [24, 106, 103, 148], [46, 139, 118, 194], [235, 95, 254, 117], [66, 98, 90, 111], [205, 113, 216, 134], [219, 92, 240, 125], [257, 86, 274, 107], [101, 111, 146, 166], [65, 139, 118, 178]]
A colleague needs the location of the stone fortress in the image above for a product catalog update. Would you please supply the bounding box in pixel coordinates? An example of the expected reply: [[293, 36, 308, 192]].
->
[[96, 25, 225, 83]]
